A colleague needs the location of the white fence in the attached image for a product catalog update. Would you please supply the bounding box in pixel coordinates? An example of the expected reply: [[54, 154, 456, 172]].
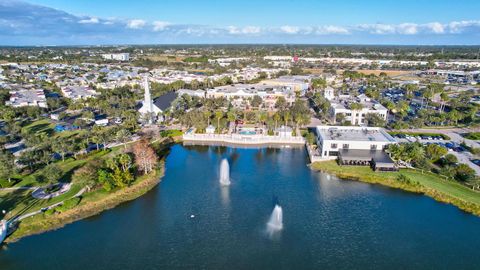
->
[[183, 133, 305, 145], [0, 220, 7, 244]]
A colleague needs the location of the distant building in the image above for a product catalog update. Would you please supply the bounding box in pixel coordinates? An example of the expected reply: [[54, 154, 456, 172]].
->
[[330, 94, 387, 125], [102, 53, 130, 61], [6, 89, 47, 108], [177, 89, 206, 98], [261, 75, 311, 95], [61, 86, 99, 100], [206, 83, 295, 110]]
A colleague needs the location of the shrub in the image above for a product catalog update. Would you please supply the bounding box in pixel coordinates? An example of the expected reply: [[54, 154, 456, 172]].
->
[[454, 164, 476, 182], [464, 132, 480, 140], [397, 174, 419, 186], [160, 129, 183, 138], [43, 208, 56, 216], [56, 197, 82, 213]]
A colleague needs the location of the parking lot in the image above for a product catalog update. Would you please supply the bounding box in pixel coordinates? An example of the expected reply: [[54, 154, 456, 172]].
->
[[392, 133, 480, 175]]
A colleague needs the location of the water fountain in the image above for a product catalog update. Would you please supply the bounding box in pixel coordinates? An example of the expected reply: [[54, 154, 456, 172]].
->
[[266, 204, 283, 236], [219, 159, 231, 186]]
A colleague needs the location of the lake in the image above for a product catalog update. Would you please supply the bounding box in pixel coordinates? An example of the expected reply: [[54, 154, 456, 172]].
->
[[1, 144, 480, 269]]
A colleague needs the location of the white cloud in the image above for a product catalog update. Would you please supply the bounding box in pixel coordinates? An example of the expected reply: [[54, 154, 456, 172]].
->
[[358, 24, 395, 34], [448, 20, 480, 33], [397, 23, 418, 35], [127, 19, 146, 29], [242, 26, 261, 34], [426, 22, 444, 34], [280, 25, 300, 34], [78, 17, 99, 24], [227, 26, 261, 35], [153, 21, 170, 31], [317, 25, 350, 35]]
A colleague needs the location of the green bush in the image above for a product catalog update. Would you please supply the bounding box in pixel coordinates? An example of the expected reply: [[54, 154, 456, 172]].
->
[[397, 174, 419, 186], [56, 197, 82, 213], [43, 208, 56, 216], [464, 132, 480, 140], [389, 132, 450, 140], [160, 129, 183, 138]]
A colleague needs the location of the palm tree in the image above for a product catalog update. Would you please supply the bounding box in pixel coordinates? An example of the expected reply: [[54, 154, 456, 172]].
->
[[283, 111, 291, 127], [204, 110, 212, 126], [215, 110, 223, 133], [273, 113, 281, 131]]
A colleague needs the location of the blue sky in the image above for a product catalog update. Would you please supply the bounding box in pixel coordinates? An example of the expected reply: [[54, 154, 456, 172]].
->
[[1, 0, 480, 45]]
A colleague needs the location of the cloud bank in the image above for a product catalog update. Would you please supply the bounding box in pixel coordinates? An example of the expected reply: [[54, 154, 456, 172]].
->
[[1, 0, 480, 45]]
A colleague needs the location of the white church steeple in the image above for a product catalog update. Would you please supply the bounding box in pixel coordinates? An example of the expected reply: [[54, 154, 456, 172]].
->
[[138, 76, 162, 115]]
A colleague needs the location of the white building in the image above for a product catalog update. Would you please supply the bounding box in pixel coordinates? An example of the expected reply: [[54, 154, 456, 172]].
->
[[138, 78, 162, 116], [102, 53, 130, 61], [315, 126, 396, 159], [261, 75, 311, 94], [177, 89, 206, 98], [6, 89, 48, 108], [206, 83, 295, 110], [61, 86, 99, 100], [330, 94, 388, 125]]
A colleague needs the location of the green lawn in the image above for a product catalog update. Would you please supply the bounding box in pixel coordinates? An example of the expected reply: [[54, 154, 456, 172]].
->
[[0, 184, 83, 219], [21, 118, 86, 139], [400, 170, 480, 205], [312, 161, 480, 207], [1, 149, 120, 219], [21, 119, 55, 135], [14, 150, 111, 187]]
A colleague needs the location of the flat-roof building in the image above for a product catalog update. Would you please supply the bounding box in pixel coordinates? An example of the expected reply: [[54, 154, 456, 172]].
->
[[330, 94, 388, 125], [102, 53, 130, 61], [6, 89, 47, 108], [315, 125, 396, 160], [61, 86, 99, 100]]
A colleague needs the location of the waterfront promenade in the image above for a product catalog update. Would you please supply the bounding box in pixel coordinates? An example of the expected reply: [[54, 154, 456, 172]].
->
[[183, 133, 305, 145]]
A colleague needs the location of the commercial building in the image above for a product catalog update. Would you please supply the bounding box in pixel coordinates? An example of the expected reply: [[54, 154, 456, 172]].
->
[[261, 75, 311, 95], [315, 125, 396, 160], [102, 53, 130, 61], [61, 86, 99, 100], [6, 89, 48, 108], [329, 94, 388, 125], [205, 83, 295, 110]]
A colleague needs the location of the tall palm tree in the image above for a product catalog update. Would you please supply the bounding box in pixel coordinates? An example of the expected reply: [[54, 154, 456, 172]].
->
[[215, 110, 223, 133]]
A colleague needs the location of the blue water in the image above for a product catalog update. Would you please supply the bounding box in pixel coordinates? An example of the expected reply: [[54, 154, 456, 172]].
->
[[238, 131, 256, 135], [1, 145, 480, 269]]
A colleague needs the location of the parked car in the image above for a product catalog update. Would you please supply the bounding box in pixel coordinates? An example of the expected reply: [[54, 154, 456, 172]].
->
[[471, 159, 480, 166]]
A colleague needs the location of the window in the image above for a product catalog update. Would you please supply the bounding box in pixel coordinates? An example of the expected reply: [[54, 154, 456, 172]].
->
[[328, 151, 338, 156], [343, 144, 349, 149], [331, 143, 337, 149], [370, 144, 377, 150], [346, 113, 352, 116]]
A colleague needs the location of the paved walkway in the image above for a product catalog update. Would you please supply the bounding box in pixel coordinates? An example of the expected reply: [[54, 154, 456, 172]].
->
[[31, 183, 72, 199]]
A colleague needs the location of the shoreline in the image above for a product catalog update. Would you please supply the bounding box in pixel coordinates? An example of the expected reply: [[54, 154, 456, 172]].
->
[[311, 161, 480, 217], [4, 163, 164, 243]]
